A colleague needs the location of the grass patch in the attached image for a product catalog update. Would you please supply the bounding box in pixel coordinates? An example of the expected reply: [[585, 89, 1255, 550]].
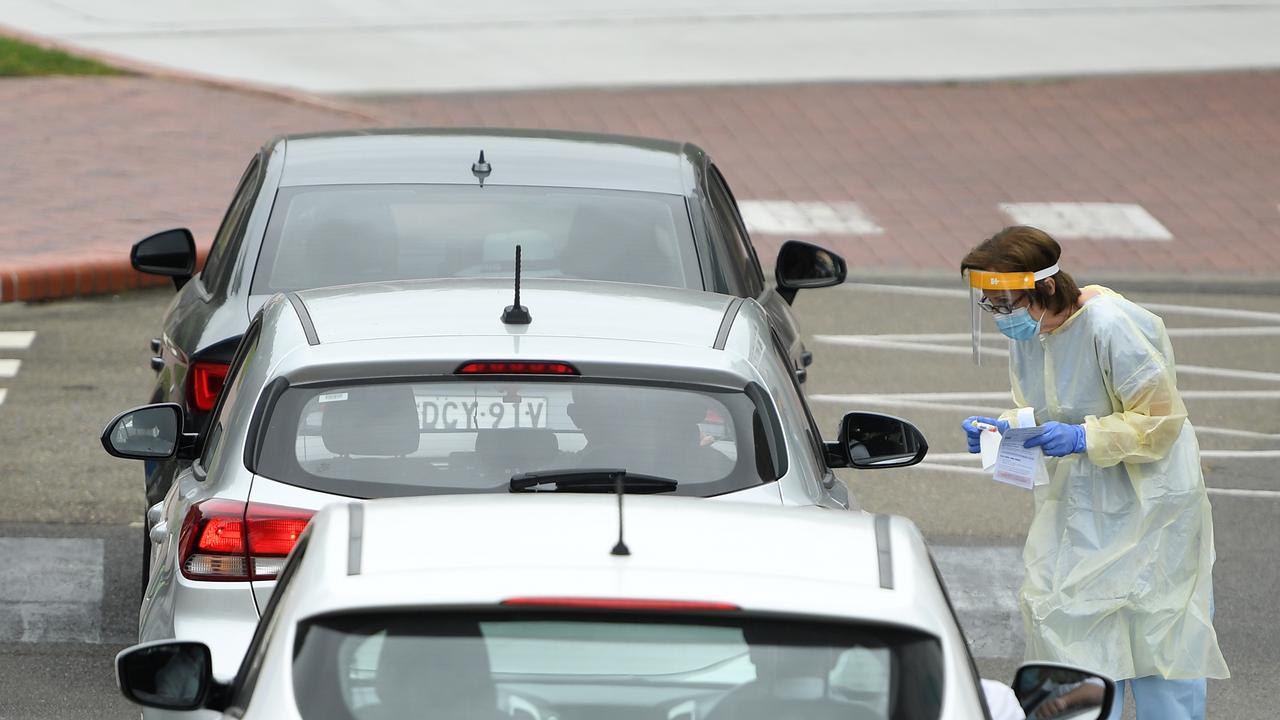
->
[[0, 36, 122, 77]]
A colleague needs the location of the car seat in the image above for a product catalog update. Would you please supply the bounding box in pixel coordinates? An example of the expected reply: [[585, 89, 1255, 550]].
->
[[474, 428, 561, 480], [319, 386, 422, 482], [364, 624, 501, 720], [303, 202, 401, 288], [561, 203, 681, 287]]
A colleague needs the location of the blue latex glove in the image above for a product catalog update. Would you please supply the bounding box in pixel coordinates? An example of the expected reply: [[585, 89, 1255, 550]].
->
[[1023, 421, 1087, 457], [963, 416, 1009, 453]]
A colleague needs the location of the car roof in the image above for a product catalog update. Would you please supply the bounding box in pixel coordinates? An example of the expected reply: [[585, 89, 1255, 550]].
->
[[276, 128, 704, 194], [290, 495, 948, 636], [290, 278, 737, 348]]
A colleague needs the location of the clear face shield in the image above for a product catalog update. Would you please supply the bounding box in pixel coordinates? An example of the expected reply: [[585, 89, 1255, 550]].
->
[[966, 264, 1059, 364]]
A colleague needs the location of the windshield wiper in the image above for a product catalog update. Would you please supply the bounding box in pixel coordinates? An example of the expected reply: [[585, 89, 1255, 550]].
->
[[509, 468, 679, 494]]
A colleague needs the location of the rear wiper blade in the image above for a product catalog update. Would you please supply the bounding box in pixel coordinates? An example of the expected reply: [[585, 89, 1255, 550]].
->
[[509, 468, 679, 494]]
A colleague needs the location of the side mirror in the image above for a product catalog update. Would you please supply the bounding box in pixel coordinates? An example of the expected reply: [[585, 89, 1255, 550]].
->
[[132, 228, 196, 289], [116, 640, 222, 711], [825, 412, 927, 469], [1012, 662, 1116, 720], [775, 240, 847, 304], [101, 403, 195, 460]]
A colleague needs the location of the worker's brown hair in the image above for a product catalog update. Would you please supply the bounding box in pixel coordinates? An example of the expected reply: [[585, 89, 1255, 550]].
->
[[960, 226, 1081, 314]]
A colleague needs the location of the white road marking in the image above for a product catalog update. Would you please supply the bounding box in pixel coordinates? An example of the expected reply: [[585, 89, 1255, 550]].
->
[[819, 327, 1280, 342], [1141, 302, 1280, 324], [0, 538, 104, 643], [999, 202, 1173, 241], [738, 200, 884, 236], [845, 284, 1280, 325], [0, 359, 20, 378], [814, 389, 1280, 405], [1195, 426, 1280, 440], [1207, 488, 1280, 499], [0, 389, 6, 407], [0, 331, 35, 350]]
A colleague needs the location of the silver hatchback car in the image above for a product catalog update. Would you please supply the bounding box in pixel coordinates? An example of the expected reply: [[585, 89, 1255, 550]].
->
[[102, 278, 928, 691]]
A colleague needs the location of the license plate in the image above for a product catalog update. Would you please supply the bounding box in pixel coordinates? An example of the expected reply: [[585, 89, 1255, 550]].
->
[[417, 396, 549, 430]]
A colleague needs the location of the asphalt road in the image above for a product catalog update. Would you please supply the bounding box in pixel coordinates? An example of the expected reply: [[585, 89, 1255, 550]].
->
[[0, 283, 1276, 718]]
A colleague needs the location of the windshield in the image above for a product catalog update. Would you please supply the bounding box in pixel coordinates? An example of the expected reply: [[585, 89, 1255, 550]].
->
[[251, 184, 701, 294], [291, 611, 945, 720], [254, 380, 779, 498]]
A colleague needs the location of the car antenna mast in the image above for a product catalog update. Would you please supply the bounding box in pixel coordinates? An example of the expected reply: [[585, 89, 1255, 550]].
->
[[501, 245, 532, 325], [471, 150, 491, 187], [611, 470, 631, 557]]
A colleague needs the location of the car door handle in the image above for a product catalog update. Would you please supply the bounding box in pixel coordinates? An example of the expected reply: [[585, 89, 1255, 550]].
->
[[149, 521, 168, 544], [147, 501, 164, 526]]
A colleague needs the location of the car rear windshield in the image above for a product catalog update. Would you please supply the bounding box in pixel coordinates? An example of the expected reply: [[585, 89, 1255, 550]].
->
[[251, 184, 701, 294], [291, 610, 945, 720], [254, 380, 780, 498]]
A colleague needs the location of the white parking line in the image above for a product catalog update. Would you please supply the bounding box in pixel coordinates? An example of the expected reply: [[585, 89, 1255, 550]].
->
[[0, 388, 6, 407], [0, 359, 20, 378], [998, 202, 1173, 241], [0, 331, 35, 350], [739, 200, 884, 236], [814, 390, 1280, 405]]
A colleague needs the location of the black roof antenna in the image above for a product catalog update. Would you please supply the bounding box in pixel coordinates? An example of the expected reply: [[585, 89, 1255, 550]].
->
[[472, 150, 491, 187], [501, 245, 532, 325], [610, 471, 631, 557]]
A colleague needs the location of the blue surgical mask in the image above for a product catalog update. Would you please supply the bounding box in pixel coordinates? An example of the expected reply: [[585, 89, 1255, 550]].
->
[[995, 307, 1043, 340]]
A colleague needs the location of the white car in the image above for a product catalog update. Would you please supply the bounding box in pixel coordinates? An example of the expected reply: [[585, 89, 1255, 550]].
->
[[115, 495, 1116, 719], [101, 278, 930, 709]]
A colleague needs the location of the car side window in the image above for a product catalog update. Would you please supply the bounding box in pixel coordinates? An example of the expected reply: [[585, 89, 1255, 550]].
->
[[202, 156, 261, 293], [197, 322, 261, 476], [769, 330, 829, 472], [707, 165, 766, 297], [226, 531, 310, 714]]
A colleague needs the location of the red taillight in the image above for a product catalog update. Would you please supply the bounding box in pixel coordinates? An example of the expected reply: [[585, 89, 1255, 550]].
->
[[501, 597, 740, 611], [179, 499, 313, 582], [188, 361, 230, 413], [456, 361, 578, 375]]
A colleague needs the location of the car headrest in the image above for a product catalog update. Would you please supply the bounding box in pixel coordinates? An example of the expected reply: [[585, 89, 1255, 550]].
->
[[474, 428, 559, 471], [374, 628, 497, 717], [320, 386, 420, 457]]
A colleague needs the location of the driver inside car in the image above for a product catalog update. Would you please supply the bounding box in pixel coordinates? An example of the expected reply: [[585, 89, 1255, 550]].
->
[[565, 386, 734, 480]]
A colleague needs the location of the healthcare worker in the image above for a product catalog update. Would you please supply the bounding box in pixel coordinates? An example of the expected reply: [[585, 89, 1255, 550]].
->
[[958, 226, 1228, 720]]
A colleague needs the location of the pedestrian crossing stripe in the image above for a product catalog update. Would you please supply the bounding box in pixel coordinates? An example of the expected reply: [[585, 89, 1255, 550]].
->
[[0, 331, 35, 350], [738, 200, 884, 236]]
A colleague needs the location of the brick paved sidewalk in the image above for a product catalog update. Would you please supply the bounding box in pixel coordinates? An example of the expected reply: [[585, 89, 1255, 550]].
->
[[0, 77, 363, 301], [367, 73, 1280, 278], [2, 72, 1278, 301]]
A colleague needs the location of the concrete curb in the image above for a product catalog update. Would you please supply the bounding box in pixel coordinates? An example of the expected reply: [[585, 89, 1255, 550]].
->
[[0, 249, 208, 303], [0, 21, 380, 124]]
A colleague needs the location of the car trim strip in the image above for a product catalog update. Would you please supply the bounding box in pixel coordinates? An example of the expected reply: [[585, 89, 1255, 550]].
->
[[874, 514, 894, 590], [347, 503, 364, 576], [286, 292, 320, 346], [713, 297, 744, 350]]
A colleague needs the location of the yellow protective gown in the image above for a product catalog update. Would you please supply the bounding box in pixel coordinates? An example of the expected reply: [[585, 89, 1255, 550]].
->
[[998, 286, 1229, 681]]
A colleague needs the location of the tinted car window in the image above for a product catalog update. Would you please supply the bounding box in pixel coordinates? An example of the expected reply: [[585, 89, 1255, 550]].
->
[[255, 380, 779, 498], [292, 611, 944, 720], [203, 156, 261, 291], [706, 169, 764, 298], [197, 324, 261, 477], [251, 185, 700, 294]]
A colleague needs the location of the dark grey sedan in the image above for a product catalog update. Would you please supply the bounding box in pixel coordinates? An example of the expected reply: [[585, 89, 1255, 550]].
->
[[132, 128, 846, 510]]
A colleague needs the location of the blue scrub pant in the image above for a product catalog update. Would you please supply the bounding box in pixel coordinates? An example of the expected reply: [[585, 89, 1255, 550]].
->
[[1105, 676, 1206, 720]]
